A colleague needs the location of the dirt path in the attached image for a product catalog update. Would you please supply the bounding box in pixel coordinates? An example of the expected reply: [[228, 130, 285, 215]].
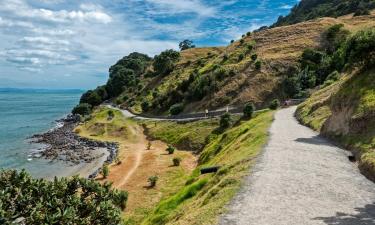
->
[[219, 106, 375, 225]]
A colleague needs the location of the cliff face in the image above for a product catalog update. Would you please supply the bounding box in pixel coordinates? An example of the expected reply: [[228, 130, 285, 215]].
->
[[296, 68, 375, 181]]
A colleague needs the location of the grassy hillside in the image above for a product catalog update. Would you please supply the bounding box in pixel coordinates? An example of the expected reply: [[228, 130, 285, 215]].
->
[[140, 111, 274, 225], [296, 68, 375, 182], [272, 0, 375, 27]]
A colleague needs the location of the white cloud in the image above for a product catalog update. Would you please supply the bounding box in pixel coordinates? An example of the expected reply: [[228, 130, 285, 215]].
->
[[145, 0, 217, 17]]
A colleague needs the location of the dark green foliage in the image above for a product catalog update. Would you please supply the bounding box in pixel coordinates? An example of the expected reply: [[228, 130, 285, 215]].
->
[[269, 99, 280, 110], [324, 24, 350, 54], [141, 100, 150, 112], [246, 44, 254, 53], [179, 40, 195, 51], [345, 28, 375, 67], [251, 54, 257, 61], [255, 60, 262, 70], [0, 169, 127, 225], [243, 103, 255, 118], [230, 40, 234, 43], [272, 0, 375, 27], [222, 54, 229, 62], [153, 49, 180, 76], [246, 32, 251, 36], [173, 157, 182, 166], [148, 176, 159, 187], [240, 39, 245, 45], [109, 52, 151, 76], [169, 103, 184, 115], [166, 146, 175, 154], [238, 54, 245, 61], [220, 113, 232, 129], [101, 164, 109, 178], [214, 67, 228, 80], [106, 68, 136, 97], [72, 103, 92, 116]]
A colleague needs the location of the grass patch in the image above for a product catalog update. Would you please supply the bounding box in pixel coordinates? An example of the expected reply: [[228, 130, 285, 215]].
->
[[141, 110, 274, 225]]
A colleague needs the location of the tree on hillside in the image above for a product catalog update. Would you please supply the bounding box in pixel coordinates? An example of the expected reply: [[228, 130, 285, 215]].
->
[[106, 68, 136, 97], [72, 103, 92, 116], [243, 103, 255, 118], [153, 49, 180, 76], [179, 40, 196, 51]]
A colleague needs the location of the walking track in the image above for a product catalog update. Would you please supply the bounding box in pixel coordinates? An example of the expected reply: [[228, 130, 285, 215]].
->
[[219, 106, 375, 225]]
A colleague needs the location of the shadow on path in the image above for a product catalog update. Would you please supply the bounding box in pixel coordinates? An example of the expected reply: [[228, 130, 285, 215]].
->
[[313, 202, 375, 225], [294, 135, 335, 147]]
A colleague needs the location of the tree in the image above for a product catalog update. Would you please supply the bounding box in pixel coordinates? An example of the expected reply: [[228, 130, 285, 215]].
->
[[72, 103, 92, 116], [106, 68, 136, 97], [153, 50, 180, 76], [220, 113, 232, 129], [251, 54, 258, 61], [255, 60, 262, 70], [166, 146, 175, 154], [243, 103, 255, 118], [179, 40, 195, 51], [169, 103, 184, 115], [345, 28, 375, 67]]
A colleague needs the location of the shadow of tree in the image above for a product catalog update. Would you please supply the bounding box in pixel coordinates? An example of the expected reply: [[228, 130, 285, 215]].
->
[[313, 202, 375, 225]]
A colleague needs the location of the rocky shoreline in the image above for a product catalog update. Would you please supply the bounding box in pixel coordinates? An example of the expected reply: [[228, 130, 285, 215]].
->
[[30, 114, 119, 179]]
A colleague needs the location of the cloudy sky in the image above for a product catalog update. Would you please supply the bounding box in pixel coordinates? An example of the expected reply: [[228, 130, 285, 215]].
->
[[0, 0, 299, 89]]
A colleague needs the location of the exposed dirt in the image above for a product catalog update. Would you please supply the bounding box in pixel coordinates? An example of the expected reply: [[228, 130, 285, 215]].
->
[[96, 126, 197, 213]]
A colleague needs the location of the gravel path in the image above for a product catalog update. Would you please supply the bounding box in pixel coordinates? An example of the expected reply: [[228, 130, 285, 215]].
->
[[219, 106, 375, 225]]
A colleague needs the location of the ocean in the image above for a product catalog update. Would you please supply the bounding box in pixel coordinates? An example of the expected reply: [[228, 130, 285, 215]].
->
[[0, 88, 84, 178]]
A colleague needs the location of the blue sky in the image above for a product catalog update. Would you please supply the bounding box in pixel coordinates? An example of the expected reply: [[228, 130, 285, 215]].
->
[[0, 0, 299, 89]]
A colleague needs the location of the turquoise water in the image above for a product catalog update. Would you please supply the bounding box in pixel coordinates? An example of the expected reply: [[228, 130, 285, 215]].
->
[[0, 89, 83, 178]]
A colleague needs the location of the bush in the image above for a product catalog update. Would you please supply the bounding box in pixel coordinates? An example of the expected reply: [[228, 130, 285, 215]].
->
[[148, 176, 159, 187], [173, 157, 182, 166], [166, 146, 175, 154], [238, 54, 245, 61], [107, 110, 115, 118], [240, 39, 245, 45], [345, 28, 375, 67], [255, 60, 262, 70], [220, 113, 232, 129], [169, 103, 184, 115], [246, 32, 251, 36], [247, 44, 254, 53], [141, 101, 150, 112], [222, 54, 229, 61], [243, 103, 255, 118], [101, 164, 109, 178], [269, 99, 280, 110], [326, 70, 340, 81], [230, 40, 234, 43], [251, 54, 258, 61], [72, 103, 92, 116], [0, 170, 126, 224]]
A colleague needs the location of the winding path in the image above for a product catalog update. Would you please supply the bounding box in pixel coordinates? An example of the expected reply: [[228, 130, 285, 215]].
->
[[219, 106, 375, 225]]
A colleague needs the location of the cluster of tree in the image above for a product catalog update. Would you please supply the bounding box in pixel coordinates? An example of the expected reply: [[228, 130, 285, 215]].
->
[[73, 52, 152, 116], [284, 25, 375, 98], [153, 50, 180, 76], [272, 0, 375, 27], [179, 40, 195, 51], [0, 169, 128, 225]]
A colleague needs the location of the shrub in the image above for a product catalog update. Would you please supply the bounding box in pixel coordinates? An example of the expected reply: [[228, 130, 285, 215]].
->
[[166, 146, 175, 154], [220, 113, 232, 129], [0, 170, 126, 224], [141, 100, 150, 112], [107, 110, 115, 119], [179, 40, 195, 51], [72, 103, 92, 116], [222, 54, 229, 61], [269, 99, 280, 110], [101, 164, 109, 178], [148, 176, 159, 187], [173, 157, 182, 166], [169, 103, 184, 115], [246, 32, 251, 36], [230, 40, 234, 43], [345, 28, 375, 67], [251, 54, 258, 61], [247, 44, 254, 53], [240, 39, 245, 45], [238, 54, 245, 61], [255, 60, 262, 70], [243, 103, 255, 118], [326, 70, 340, 81]]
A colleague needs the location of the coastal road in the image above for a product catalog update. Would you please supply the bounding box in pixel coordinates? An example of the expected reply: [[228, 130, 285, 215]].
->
[[219, 106, 375, 225]]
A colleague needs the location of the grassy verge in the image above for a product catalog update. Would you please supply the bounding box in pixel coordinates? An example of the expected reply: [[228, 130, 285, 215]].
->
[[296, 69, 375, 182], [141, 110, 275, 225]]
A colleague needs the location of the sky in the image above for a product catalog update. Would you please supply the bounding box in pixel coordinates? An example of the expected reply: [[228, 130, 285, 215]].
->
[[0, 0, 299, 89]]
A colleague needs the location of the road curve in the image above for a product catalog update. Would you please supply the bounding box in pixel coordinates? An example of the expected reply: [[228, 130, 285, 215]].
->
[[219, 106, 375, 225]]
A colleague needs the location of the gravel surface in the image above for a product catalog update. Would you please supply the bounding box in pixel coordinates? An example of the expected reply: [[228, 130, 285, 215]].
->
[[219, 106, 375, 225]]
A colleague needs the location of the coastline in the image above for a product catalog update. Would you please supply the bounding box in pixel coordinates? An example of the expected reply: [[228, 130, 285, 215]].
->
[[30, 114, 119, 179]]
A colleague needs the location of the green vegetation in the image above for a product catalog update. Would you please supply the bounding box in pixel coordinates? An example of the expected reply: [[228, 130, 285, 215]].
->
[[153, 50, 181, 76], [272, 0, 375, 27], [269, 99, 280, 110], [141, 110, 274, 225], [219, 113, 232, 129], [0, 169, 127, 225], [101, 164, 110, 178], [148, 176, 159, 188], [243, 102, 255, 118], [72, 103, 92, 116], [166, 146, 175, 154], [179, 40, 196, 51], [173, 157, 182, 166], [143, 118, 221, 152]]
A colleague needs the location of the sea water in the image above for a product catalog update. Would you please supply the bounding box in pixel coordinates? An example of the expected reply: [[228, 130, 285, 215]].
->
[[0, 88, 84, 178]]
